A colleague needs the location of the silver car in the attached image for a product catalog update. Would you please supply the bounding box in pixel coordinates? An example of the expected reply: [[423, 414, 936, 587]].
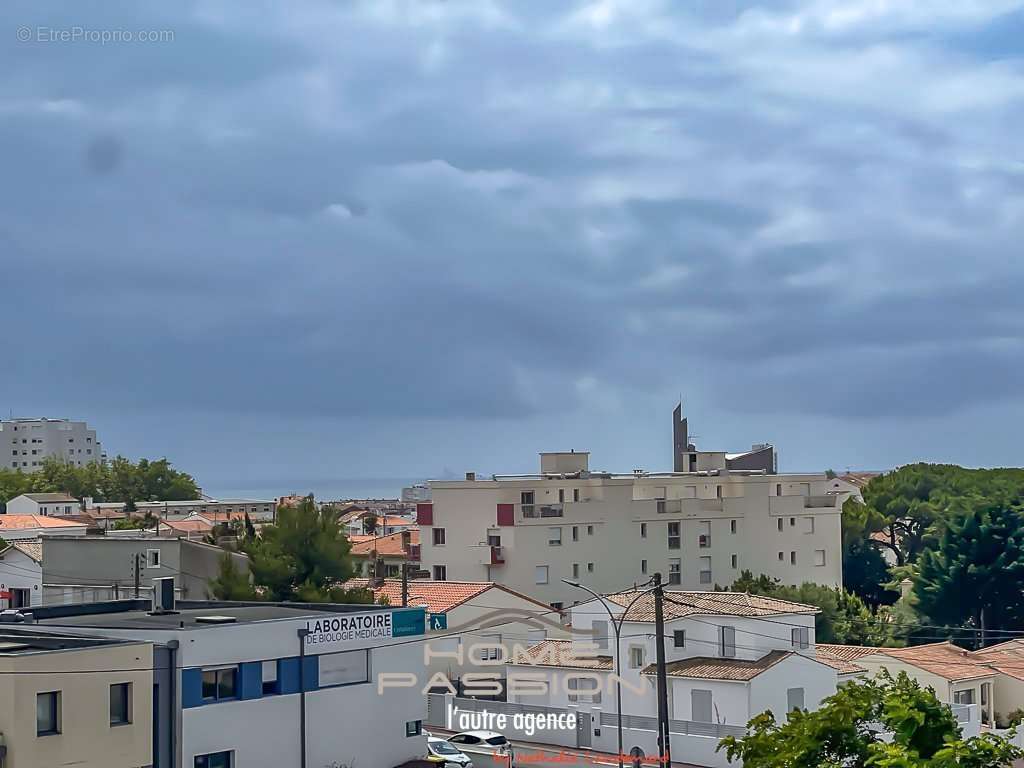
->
[[447, 731, 514, 764], [427, 736, 474, 767]]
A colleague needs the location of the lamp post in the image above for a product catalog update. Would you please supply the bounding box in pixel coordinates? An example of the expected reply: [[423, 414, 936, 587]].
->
[[564, 578, 656, 768]]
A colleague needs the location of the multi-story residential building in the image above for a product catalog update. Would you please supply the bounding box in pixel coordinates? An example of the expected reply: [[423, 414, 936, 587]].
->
[[418, 408, 849, 607], [402, 483, 432, 503], [350, 529, 419, 578], [27, 592, 430, 768], [0, 628, 153, 768], [0, 535, 249, 609], [0, 417, 102, 471]]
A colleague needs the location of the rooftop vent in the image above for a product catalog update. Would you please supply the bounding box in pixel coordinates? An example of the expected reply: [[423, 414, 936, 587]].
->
[[194, 615, 238, 625]]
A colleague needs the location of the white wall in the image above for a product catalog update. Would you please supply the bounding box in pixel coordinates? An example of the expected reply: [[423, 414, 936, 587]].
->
[[0, 549, 42, 607], [748, 654, 837, 721]]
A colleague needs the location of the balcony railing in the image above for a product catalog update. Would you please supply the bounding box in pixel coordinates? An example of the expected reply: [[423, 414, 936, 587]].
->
[[805, 495, 838, 508], [523, 503, 564, 519]]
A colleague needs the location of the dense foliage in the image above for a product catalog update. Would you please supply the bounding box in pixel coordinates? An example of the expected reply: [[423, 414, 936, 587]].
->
[[0, 456, 199, 507], [720, 672, 1023, 767], [718, 571, 898, 646], [209, 496, 374, 604]]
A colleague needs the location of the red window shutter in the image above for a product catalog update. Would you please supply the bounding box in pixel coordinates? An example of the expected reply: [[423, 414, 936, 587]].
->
[[416, 503, 433, 526], [496, 503, 515, 527]]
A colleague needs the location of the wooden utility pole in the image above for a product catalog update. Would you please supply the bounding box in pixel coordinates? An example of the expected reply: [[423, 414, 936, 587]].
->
[[653, 572, 672, 768]]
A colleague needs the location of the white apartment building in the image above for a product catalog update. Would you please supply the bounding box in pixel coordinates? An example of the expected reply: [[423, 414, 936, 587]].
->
[[1, 417, 102, 471], [419, 450, 848, 608], [5, 492, 79, 516]]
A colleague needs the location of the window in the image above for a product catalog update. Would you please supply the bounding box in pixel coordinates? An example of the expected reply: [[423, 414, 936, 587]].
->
[[803, 517, 815, 534], [640, 523, 647, 538], [776, 483, 782, 496], [587, 525, 594, 535], [954, 689, 975, 705], [791, 627, 810, 649], [487, 533, 501, 547], [319, 650, 369, 687], [406, 720, 423, 737], [432, 565, 447, 581], [790, 551, 797, 565], [535, 565, 549, 584], [262, 660, 279, 695], [572, 526, 579, 541], [716, 485, 722, 499], [731, 554, 738, 569], [641, 559, 648, 574], [558, 489, 565, 503], [550, 602, 563, 611], [778, 551, 784, 561], [587, 562, 594, 573], [814, 549, 826, 566], [629, 647, 645, 669], [777, 518, 783, 531], [572, 563, 580, 578], [667, 522, 681, 549], [668, 558, 681, 585], [567, 676, 601, 703], [692, 689, 713, 722], [699, 556, 712, 584], [719, 626, 736, 658], [110, 682, 131, 725], [521, 491, 535, 516], [195, 752, 233, 768], [201, 668, 237, 701], [592, 619, 610, 650], [432, 528, 446, 545], [548, 527, 562, 546], [787, 688, 805, 711], [674, 630, 686, 648], [573, 488, 580, 502], [790, 517, 796, 527], [147, 549, 161, 568], [37, 691, 60, 735], [730, 519, 737, 534]]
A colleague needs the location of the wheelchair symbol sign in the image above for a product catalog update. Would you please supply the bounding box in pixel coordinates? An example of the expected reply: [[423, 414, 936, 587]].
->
[[428, 613, 448, 630]]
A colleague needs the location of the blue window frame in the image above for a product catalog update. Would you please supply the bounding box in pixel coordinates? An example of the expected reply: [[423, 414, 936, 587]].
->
[[201, 668, 237, 701], [194, 751, 232, 768]]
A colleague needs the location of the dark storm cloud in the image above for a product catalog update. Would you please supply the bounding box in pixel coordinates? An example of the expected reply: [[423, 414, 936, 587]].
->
[[2, 0, 1024, 448]]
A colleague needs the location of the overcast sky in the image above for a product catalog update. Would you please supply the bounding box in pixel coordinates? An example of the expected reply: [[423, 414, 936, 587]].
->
[[2, 0, 1024, 498]]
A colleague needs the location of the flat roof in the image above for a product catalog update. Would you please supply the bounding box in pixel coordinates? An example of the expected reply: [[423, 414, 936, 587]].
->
[[31, 599, 394, 631], [0, 629, 134, 656]]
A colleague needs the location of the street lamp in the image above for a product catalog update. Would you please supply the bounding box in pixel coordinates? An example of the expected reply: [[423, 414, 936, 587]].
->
[[564, 578, 657, 768]]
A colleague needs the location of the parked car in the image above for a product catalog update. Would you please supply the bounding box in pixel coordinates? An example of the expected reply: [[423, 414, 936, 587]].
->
[[427, 736, 474, 767], [447, 731, 514, 764]]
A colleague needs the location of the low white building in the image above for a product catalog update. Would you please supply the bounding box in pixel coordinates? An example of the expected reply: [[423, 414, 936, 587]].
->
[[0, 514, 88, 541], [87, 497, 277, 522], [5, 492, 79, 516], [506, 590, 838, 766], [0, 539, 42, 608], [30, 595, 431, 768]]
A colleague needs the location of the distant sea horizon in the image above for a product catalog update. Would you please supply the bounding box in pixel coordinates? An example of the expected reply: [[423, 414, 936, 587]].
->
[[205, 477, 430, 502]]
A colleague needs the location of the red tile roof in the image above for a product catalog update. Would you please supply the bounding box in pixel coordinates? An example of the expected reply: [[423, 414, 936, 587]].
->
[[604, 590, 818, 622], [973, 639, 1024, 681], [511, 639, 614, 671], [815, 647, 868, 675], [0, 515, 87, 530], [816, 644, 880, 662], [867, 642, 993, 682], [349, 530, 419, 558], [642, 650, 794, 681]]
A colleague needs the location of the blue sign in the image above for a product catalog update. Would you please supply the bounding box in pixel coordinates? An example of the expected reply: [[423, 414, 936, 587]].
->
[[392, 608, 426, 637], [428, 612, 448, 631]]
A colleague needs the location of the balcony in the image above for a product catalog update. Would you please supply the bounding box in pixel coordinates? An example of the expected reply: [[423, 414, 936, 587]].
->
[[657, 499, 682, 514], [407, 544, 421, 562], [475, 545, 504, 565], [804, 495, 838, 508], [523, 503, 563, 519]]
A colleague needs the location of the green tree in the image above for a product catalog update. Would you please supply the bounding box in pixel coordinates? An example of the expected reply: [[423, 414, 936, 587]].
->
[[362, 512, 378, 536], [720, 672, 1022, 768], [208, 553, 257, 600], [844, 539, 899, 608], [246, 496, 357, 601], [914, 502, 1024, 641]]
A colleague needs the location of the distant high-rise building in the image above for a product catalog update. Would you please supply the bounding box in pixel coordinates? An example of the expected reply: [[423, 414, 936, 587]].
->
[[0, 418, 103, 472]]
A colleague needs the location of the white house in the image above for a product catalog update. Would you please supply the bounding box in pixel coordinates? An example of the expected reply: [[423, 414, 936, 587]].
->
[[506, 590, 838, 767], [344, 577, 568, 689], [0, 539, 42, 608], [0, 514, 88, 541], [5, 492, 79, 516], [30, 594, 431, 768]]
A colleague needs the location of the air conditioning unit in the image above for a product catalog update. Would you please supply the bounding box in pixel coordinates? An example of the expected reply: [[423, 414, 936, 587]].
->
[[151, 577, 176, 615]]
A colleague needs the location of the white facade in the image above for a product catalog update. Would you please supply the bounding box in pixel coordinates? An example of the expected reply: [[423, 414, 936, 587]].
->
[[421, 452, 848, 607], [1, 417, 102, 471], [0, 543, 43, 608], [88, 497, 277, 522], [402, 484, 432, 503], [36, 602, 430, 768], [5, 493, 79, 516]]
